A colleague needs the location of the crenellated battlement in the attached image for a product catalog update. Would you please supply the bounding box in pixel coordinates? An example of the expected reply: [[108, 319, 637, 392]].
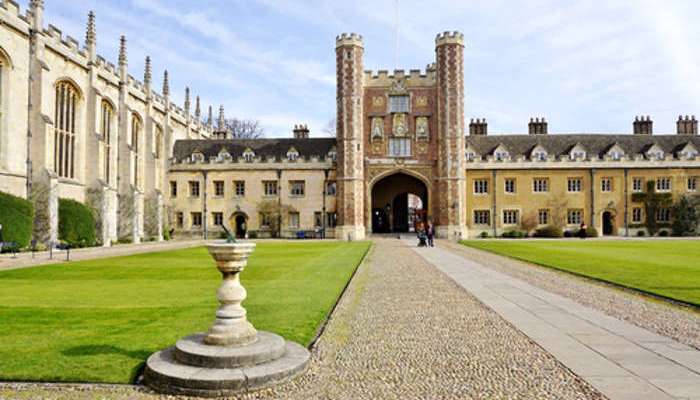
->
[[336, 32, 363, 48], [435, 30, 465, 46], [363, 67, 436, 87], [1, 0, 21, 17]]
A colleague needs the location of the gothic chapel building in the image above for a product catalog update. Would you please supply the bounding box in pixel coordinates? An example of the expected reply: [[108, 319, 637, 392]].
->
[[2, 1, 699, 244]]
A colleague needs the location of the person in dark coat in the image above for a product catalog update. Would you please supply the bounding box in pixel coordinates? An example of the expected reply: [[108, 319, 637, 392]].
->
[[426, 221, 435, 247], [579, 223, 587, 239]]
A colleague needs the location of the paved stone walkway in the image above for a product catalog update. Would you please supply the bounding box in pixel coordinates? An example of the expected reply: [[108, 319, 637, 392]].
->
[[409, 239, 700, 400], [0, 239, 206, 271], [0, 238, 603, 399]]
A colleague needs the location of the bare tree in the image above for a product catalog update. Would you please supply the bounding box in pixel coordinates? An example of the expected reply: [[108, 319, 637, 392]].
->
[[322, 118, 336, 137], [221, 118, 265, 139]]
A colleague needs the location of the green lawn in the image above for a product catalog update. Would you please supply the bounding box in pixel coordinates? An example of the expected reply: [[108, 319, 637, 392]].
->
[[0, 241, 370, 384], [461, 240, 700, 307]]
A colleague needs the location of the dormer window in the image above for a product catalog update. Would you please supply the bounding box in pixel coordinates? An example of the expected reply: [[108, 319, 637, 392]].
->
[[327, 149, 337, 161], [242, 148, 255, 163], [287, 147, 299, 162], [465, 145, 478, 162], [218, 148, 231, 162], [569, 144, 587, 160], [493, 144, 510, 161], [530, 145, 548, 161], [679, 143, 698, 159], [645, 144, 664, 161], [191, 151, 204, 163], [606, 144, 625, 161]]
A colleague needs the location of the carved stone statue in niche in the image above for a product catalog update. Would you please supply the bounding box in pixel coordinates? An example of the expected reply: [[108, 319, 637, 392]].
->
[[371, 117, 384, 140], [416, 117, 429, 138], [393, 113, 408, 136]]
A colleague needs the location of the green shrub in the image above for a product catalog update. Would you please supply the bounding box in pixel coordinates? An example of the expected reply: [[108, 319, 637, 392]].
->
[[502, 230, 527, 238], [533, 225, 563, 238], [585, 227, 598, 237], [479, 231, 490, 238], [658, 230, 669, 237], [248, 231, 258, 239], [0, 191, 34, 250], [563, 230, 574, 238], [636, 230, 646, 237], [58, 198, 96, 248]]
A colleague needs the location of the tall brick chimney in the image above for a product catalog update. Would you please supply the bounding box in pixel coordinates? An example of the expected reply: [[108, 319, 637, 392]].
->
[[469, 118, 487, 135], [528, 117, 548, 135], [293, 124, 310, 139], [633, 116, 653, 135], [677, 115, 698, 135]]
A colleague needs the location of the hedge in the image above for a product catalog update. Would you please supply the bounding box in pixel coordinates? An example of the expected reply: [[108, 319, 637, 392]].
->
[[58, 198, 97, 247], [533, 225, 563, 238], [0, 191, 34, 250]]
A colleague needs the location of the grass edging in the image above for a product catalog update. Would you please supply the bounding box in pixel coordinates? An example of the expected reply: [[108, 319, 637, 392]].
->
[[307, 241, 372, 350], [460, 241, 700, 311]]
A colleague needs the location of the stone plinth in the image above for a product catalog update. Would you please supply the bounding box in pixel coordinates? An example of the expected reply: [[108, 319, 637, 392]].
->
[[143, 241, 310, 397]]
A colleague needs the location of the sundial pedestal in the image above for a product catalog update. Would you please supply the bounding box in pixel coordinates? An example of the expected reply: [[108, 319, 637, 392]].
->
[[143, 242, 310, 397]]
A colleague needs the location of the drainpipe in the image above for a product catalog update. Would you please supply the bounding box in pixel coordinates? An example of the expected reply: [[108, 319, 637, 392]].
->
[[277, 169, 282, 239], [323, 169, 329, 239], [589, 168, 596, 228], [624, 168, 629, 236], [202, 170, 208, 240], [491, 169, 497, 237]]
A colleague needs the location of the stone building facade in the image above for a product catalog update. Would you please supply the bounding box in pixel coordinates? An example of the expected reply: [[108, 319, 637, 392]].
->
[[169, 32, 699, 240], [2, 1, 698, 243], [0, 1, 215, 245]]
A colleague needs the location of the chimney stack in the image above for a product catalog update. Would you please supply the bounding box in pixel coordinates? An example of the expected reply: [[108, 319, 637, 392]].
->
[[633, 115, 653, 134], [528, 117, 548, 135], [677, 115, 698, 135], [469, 118, 488, 135], [293, 124, 310, 139]]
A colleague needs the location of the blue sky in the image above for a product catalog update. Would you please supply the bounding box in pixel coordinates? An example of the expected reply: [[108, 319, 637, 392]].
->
[[23, 0, 700, 137]]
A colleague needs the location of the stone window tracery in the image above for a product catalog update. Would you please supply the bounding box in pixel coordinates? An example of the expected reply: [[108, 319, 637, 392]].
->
[[54, 81, 80, 179]]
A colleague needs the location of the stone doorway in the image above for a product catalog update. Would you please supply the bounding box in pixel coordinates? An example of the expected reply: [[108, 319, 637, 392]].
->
[[602, 211, 615, 236], [230, 213, 248, 238], [371, 172, 428, 233]]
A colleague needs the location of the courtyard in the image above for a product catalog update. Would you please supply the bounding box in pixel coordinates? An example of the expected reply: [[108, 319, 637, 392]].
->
[[0, 237, 699, 399]]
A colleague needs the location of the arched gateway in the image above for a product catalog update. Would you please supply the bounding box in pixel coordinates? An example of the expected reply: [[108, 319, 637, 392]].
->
[[370, 172, 429, 234]]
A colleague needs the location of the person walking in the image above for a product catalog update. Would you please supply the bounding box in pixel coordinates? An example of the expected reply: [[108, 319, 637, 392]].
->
[[427, 221, 435, 247]]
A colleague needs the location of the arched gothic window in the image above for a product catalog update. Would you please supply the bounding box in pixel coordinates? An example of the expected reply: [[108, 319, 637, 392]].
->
[[101, 101, 114, 184], [54, 81, 79, 178], [131, 114, 142, 188]]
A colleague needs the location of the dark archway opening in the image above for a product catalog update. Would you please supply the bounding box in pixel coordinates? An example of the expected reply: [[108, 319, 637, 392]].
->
[[233, 214, 248, 238], [602, 212, 614, 236], [371, 173, 428, 233]]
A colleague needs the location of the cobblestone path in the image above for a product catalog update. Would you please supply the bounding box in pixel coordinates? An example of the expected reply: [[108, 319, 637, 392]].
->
[[1, 238, 604, 399]]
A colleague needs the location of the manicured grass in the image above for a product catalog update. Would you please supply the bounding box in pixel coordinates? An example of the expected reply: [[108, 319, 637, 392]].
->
[[0, 241, 370, 384], [461, 240, 700, 307]]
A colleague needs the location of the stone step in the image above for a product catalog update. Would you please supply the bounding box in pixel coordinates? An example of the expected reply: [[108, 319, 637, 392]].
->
[[174, 332, 286, 368], [144, 337, 309, 397]]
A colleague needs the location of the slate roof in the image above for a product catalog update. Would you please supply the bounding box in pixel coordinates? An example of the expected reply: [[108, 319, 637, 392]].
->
[[173, 138, 337, 161], [465, 134, 700, 159]]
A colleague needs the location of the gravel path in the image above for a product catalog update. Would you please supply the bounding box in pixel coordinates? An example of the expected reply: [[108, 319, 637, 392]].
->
[[0, 239, 604, 399], [444, 241, 700, 350]]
